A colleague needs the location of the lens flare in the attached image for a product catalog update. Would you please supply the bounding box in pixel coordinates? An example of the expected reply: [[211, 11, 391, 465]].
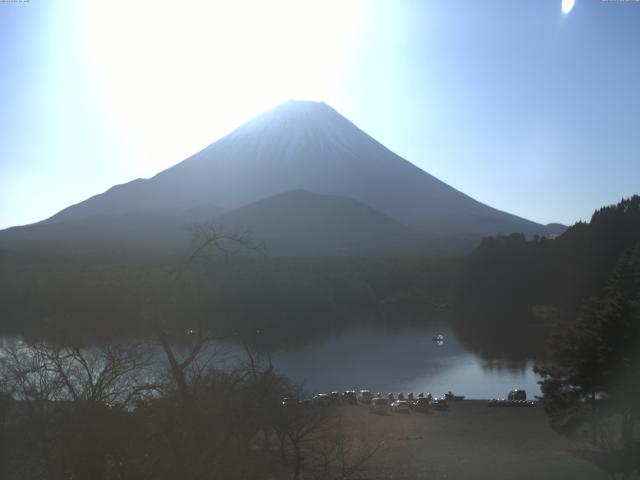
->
[[562, 0, 575, 14]]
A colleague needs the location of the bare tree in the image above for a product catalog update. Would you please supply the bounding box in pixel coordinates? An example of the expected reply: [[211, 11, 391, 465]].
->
[[187, 222, 263, 265], [0, 338, 162, 480], [281, 405, 334, 480], [308, 422, 384, 480], [156, 221, 264, 398]]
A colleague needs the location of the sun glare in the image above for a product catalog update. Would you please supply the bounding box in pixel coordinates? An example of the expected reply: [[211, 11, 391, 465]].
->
[[561, 0, 575, 14], [76, 0, 363, 174]]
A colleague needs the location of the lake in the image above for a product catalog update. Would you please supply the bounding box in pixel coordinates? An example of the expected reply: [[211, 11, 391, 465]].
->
[[215, 322, 541, 400], [0, 320, 542, 401]]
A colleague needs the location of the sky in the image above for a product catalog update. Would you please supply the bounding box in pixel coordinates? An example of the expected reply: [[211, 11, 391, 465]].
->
[[1, 0, 639, 229]]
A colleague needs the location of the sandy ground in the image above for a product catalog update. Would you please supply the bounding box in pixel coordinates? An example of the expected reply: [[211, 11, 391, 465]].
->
[[335, 400, 614, 480]]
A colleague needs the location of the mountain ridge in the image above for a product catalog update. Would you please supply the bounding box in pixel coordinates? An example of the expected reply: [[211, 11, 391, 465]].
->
[[2, 100, 564, 254], [0, 190, 466, 255]]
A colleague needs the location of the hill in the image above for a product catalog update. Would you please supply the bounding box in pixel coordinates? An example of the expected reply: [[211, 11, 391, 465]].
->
[[216, 189, 465, 255]]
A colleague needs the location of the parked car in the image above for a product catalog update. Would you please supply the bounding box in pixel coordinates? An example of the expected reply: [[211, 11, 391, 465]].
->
[[407, 392, 414, 401], [359, 390, 373, 404], [343, 390, 357, 404], [370, 397, 390, 413], [489, 397, 535, 407], [443, 391, 465, 401], [313, 394, 331, 406], [397, 392, 405, 400], [330, 392, 341, 405], [391, 400, 411, 413], [387, 393, 395, 401], [488, 398, 507, 407], [414, 397, 430, 412], [431, 397, 448, 410], [508, 389, 527, 401]]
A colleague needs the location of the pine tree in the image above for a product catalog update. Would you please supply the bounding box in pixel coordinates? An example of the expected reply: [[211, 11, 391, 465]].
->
[[535, 242, 640, 444]]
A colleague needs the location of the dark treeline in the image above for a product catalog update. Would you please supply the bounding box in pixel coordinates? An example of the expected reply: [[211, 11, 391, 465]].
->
[[453, 196, 640, 359], [452, 196, 640, 472], [535, 242, 640, 449], [0, 251, 457, 348]]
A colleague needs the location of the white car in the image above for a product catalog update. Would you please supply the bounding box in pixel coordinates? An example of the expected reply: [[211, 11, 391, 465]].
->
[[390, 400, 411, 413], [431, 398, 448, 410]]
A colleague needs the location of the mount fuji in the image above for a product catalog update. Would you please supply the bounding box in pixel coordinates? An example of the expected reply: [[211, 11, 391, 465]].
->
[[0, 100, 563, 254]]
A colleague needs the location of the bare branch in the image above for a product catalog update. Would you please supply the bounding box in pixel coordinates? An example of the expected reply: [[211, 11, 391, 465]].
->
[[187, 222, 264, 266]]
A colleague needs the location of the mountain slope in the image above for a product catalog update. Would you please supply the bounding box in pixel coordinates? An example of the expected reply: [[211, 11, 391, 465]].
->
[[216, 189, 432, 255], [1, 190, 469, 255], [42, 100, 561, 238], [0, 213, 193, 252]]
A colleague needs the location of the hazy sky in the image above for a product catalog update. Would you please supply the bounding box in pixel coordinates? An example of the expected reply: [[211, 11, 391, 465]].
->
[[1, 0, 639, 229]]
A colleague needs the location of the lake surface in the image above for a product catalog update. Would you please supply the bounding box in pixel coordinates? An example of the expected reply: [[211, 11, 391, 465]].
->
[[1, 321, 542, 400], [216, 322, 541, 400]]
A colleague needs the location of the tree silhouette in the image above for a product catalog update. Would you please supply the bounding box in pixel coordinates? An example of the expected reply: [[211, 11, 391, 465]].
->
[[535, 242, 640, 448]]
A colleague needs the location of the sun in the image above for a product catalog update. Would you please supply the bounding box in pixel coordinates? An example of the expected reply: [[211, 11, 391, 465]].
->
[[562, 0, 575, 14], [74, 0, 364, 175]]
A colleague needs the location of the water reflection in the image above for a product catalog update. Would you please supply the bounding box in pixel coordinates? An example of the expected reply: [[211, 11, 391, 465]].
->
[[1, 319, 544, 400], [221, 323, 541, 400]]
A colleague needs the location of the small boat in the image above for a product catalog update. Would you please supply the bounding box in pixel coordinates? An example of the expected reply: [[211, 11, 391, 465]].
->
[[432, 334, 444, 344]]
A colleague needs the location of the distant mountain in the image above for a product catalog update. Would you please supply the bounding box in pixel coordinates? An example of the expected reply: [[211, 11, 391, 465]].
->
[[0, 190, 474, 255], [0, 203, 221, 252], [1, 100, 564, 254], [216, 189, 430, 255], [0, 213, 191, 252]]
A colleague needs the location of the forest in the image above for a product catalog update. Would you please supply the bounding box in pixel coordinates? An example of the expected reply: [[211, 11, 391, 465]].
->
[[455, 196, 640, 465], [0, 249, 457, 348], [452, 195, 640, 358]]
